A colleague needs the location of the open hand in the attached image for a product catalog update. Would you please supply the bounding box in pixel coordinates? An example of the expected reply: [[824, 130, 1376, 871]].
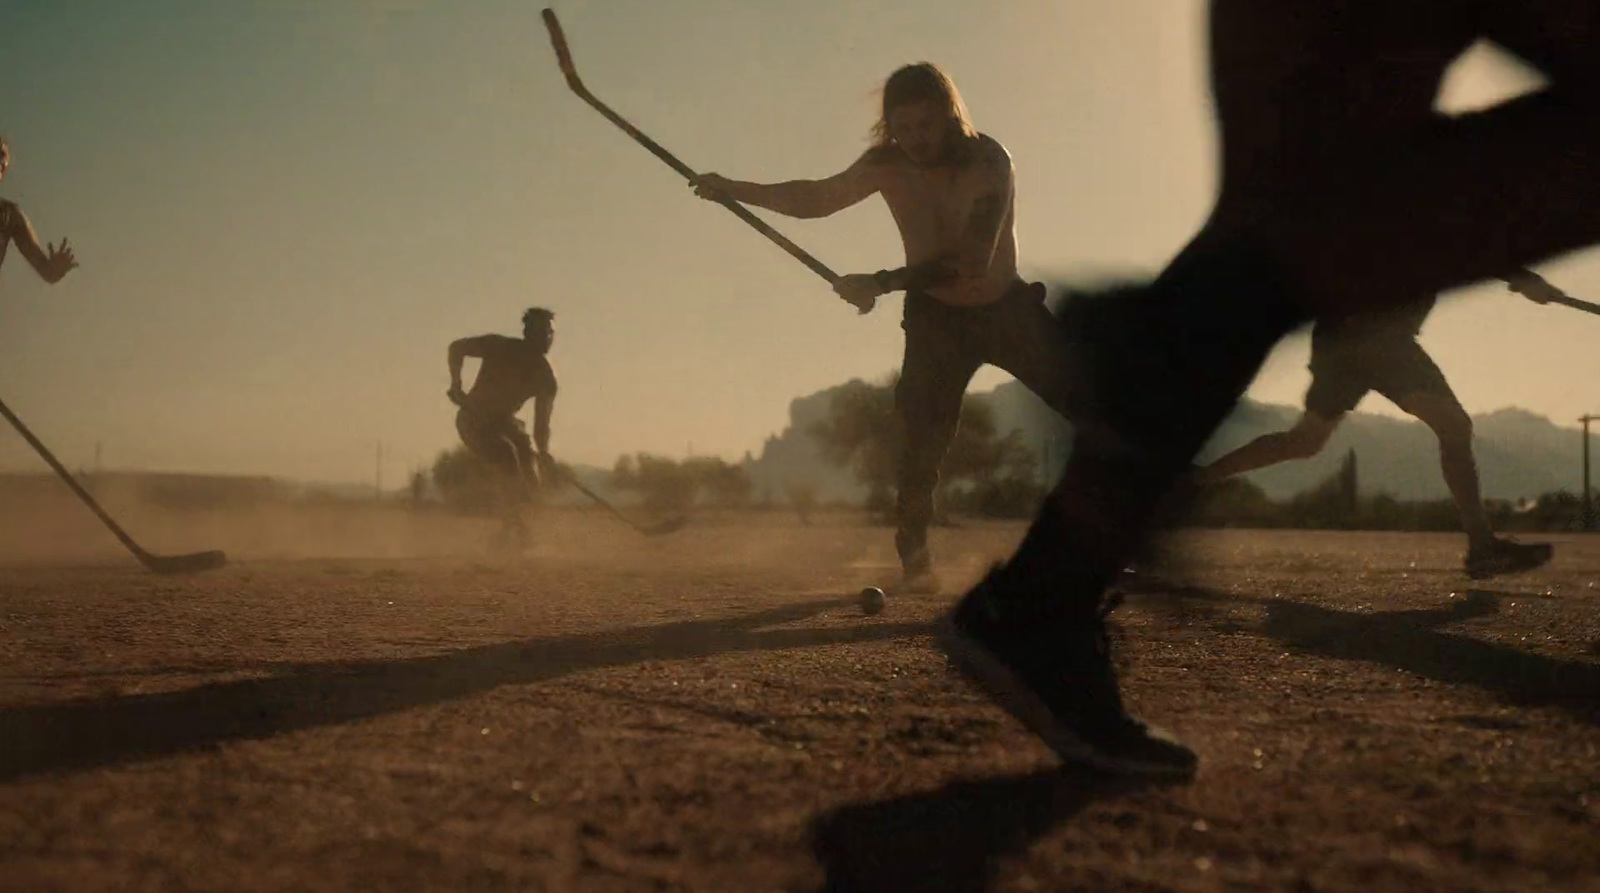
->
[[44, 238, 77, 283]]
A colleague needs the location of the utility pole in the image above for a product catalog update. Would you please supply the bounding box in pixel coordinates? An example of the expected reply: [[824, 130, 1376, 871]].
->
[[376, 440, 384, 501], [1583, 415, 1597, 531]]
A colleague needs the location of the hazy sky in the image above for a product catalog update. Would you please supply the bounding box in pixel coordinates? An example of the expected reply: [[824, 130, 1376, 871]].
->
[[1, 1, 1595, 485]]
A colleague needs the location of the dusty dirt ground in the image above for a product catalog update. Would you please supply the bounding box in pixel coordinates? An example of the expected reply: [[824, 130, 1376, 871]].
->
[[1, 499, 1597, 893]]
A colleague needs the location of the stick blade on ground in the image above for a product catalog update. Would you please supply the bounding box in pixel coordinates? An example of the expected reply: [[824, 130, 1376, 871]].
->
[[641, 517, 688, 536], [140, 549, 228, 575]]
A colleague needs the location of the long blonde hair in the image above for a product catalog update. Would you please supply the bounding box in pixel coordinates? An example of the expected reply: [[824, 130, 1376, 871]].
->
[[868, 63, 977, 160]]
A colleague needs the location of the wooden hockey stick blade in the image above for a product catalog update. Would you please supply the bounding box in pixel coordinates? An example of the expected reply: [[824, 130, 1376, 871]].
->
[[139, 549, 229, 575], [640, 516, 689, 536], [541, 8, 584, 94], [538, 8, 856, 300]]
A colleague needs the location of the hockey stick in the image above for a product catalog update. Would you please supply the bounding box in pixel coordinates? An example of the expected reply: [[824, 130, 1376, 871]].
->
[[0, 396, 226, 574], [451, 395, 686, 536], [540, 9, 871, 314], [1546, 292, 1600, 317], [1506, 274, 1600, 317], [557, 469, 688, 537]]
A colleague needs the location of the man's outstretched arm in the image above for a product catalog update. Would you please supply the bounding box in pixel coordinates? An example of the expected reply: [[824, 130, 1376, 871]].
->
[[689, 153, 881, 219], [1, 201, 77, 284]]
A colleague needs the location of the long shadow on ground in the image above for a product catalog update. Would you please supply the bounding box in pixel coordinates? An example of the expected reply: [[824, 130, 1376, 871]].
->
[[0, 598, 931, 782], [809, 768, 1156, 893], [1260, 595, 1600, 722], [1125, 579, 1600, 725]]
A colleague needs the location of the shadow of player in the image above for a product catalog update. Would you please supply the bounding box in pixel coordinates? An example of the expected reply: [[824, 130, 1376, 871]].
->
[[1260, 592, 1600, 724], [1127, 579, 1600, 726], [0, 597, 931, 782], [808, 767, 1161, 893]]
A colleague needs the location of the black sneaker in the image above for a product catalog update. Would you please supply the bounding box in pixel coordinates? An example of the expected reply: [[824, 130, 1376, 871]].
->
[[1465, 537, 1553, 580], [937, 568, 1198, 779]]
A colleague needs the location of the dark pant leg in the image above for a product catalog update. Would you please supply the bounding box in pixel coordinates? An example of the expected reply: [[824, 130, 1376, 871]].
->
[[996, 240, 1305, 616], [456, 410, 536, 506], [895, 294, 982, 572], [979, 282, 1082, 420]]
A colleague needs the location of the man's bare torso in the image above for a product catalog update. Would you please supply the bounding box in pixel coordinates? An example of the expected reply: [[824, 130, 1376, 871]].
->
[[873, 134, 1019, 307], [465, 335, 556, 419]]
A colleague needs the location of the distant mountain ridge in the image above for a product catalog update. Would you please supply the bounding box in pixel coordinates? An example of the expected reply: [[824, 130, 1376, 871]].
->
[[744, 384, 883, 503], [745, 377, 1590, 503]]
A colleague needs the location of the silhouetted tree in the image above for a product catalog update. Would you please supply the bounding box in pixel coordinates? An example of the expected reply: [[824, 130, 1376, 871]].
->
[[785, 480, 819, 524], [808, 377, 899, 514], [430, 445, 500, 514], [808, 373, 1044, 519], [610, 453, 753, 513], [685, 456, 753, 508], [1286, 448, 1361, 528]]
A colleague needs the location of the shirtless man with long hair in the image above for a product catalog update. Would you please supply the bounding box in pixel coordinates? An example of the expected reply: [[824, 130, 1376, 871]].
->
[[693, 63, 1075, 593]]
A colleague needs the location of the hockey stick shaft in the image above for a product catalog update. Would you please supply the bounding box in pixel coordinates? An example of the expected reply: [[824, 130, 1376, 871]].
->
[[0, 396, 224, 571], [540, 9, 840, 285], [558, 469, 677, 534], [452, 397, 682, 534], [1550, 292, 1600, 316], [544, 459, 686, 535], [0, 396, 152, 557], [1507, 272, 1600, 317]]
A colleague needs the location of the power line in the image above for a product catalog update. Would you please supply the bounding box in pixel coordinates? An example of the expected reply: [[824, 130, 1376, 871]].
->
[[1583, 415, 1597, 532]]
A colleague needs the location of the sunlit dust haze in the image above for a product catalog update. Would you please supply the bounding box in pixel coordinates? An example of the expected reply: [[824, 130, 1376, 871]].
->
[[2, 1, 1595, 486]]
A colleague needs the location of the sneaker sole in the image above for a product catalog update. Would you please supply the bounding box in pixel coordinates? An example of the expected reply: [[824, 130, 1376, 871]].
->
[[1465, 548, 1555, 580], [935, 616, 1197, 780]]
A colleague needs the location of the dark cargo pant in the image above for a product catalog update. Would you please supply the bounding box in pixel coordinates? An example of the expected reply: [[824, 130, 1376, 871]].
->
[[894, 281, 1075, 575]]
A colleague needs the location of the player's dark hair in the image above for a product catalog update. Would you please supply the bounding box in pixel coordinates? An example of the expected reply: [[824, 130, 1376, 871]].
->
[[868, 63, 976, 161], [522, 307, 554, 327]]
